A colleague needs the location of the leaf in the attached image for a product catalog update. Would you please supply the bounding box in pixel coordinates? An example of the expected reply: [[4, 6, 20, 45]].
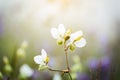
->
[[62, 73, 72, 80]]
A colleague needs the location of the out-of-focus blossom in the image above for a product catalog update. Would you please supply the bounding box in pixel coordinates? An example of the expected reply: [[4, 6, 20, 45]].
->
[[53, 73, 62, 80], [4, 64, 12, 74], [77, 73, 90, 80], [3, 56, 12, 74], [87, 58, 99, 70], [71, 55, 83, 79], [21, 40, 28, 49], [19, 64, 34, 79], [68, 31, 86, 51], [34, 49, 49, 70], [101, 56, 110, 70], [51, 24, 66, 45], [17, 48, 25, 58], [3, 56, 9, 65], [17, 41, 28, 58]]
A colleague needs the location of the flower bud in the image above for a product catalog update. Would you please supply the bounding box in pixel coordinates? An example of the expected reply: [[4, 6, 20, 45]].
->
[[69, 44, 75, 51], [64, 29, 71, 41], [57, 39, 63, 45], [64, 36, 70, 42], [17, 48, 25, 58], [3, 56, 9, 65], [4, 64, 12, 74]]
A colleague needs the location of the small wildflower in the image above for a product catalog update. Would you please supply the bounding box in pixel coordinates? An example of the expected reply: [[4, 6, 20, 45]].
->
[[68, 31, 86, 50], [51, 24, 66, 45], [34, 49, 49, 70]]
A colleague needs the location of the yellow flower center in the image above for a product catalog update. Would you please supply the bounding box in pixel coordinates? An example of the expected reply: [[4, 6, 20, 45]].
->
[[45, 56, 49, 64]]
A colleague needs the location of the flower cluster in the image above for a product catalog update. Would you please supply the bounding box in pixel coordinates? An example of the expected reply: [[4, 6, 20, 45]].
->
[[34, 49, 49, 70], [51, 24, 86, 51], [34, 24, 86, 71]]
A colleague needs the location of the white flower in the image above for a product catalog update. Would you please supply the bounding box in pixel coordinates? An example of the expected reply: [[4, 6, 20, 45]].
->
[[34, 49, 49, 66], [20, 64, 33, 78], [50, 24, 66, 45], [68, 31, 86, 48], [51, 24, 65, 39]]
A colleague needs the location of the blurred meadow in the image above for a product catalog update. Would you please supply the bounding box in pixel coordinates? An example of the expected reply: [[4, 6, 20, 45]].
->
[[0, 0, 120, 80]]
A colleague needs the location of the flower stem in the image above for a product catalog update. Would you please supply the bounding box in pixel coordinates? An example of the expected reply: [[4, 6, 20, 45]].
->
[[48, 67, 69, 73], [64, 44, 70, 70], [65, 50, 70, 70], [64, 44, 72, 80]]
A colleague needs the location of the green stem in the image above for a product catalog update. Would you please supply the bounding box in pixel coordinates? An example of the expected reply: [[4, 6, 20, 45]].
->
[[64, 44, 72, 80], [68, 72, 72, 80], [65, 50, 70, 70], [48, 67, 69, 73], [64, 44, 70, 70]]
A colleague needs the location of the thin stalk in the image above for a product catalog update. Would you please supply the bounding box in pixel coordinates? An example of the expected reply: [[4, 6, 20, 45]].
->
[[10, 45, 18, 80], [64, 44, 70, 70], [68, 72, 72, 80], [65, 50, 70, 70], [64, 44, 72, 80], [48, 67, 69, 73]]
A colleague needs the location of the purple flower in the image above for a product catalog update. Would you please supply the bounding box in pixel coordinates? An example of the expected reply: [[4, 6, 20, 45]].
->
[[77, 72, 90, 80], [87, 58, 99, 70]]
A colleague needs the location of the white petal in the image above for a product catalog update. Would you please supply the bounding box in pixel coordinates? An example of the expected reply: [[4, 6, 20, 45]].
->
[[51, 28, 58, 39], [70, 31, 83, 41], [34, 55, 43, 64], [74, 38, 86, 48], [58, 24, 65, 37], [41, 49, 47, 60]]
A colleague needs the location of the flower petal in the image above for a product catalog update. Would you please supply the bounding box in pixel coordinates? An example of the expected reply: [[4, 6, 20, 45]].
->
[[51, 28, 58, 39], [34, 55, 43, 64], [70, 31, 83, 41], [41, 49, 47, 60], [58, 24, 65, 37], [74, 38, 86, 47]]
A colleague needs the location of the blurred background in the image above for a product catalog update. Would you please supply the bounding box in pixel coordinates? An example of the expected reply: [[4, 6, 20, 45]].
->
[[0, 0, 120, 80]]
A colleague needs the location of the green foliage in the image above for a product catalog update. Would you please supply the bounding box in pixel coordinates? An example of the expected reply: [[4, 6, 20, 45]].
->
[[62, 73, 72, 80], [0, 72, 3, 80]]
